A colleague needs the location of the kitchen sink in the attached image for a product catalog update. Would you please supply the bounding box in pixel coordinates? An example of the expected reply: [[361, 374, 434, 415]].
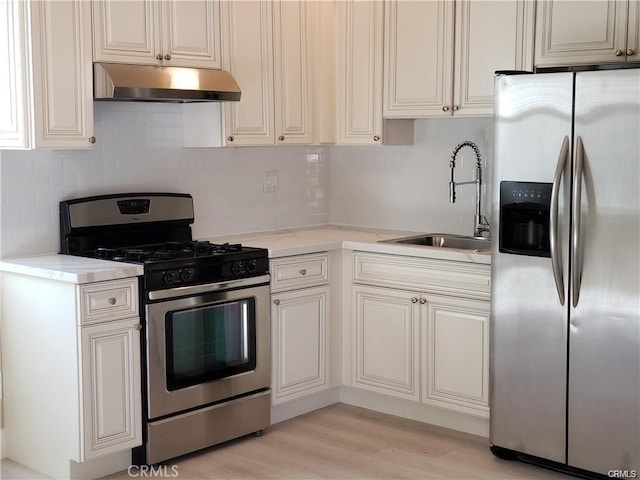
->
[[380, 233, 491, 251]]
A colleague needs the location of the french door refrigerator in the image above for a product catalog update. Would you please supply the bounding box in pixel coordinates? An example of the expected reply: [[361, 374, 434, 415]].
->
[[490, 68, 640, 478]]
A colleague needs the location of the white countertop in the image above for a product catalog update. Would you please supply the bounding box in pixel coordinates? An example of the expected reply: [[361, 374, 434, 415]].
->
[[0, 254, 143, 284], [202, 225, 491, 264]]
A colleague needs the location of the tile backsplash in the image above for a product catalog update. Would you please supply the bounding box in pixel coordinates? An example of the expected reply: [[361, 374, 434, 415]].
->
[[0, 102, 492, 258]]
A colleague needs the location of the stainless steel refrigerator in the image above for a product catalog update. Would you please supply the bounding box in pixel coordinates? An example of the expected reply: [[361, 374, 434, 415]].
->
[[490, 69, 640, 477]]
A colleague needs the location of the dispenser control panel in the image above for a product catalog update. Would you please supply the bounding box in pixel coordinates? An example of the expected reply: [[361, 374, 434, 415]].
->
[[499, 181, 552, 257]]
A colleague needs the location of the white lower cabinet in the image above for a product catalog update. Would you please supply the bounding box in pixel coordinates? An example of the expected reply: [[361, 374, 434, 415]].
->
[[271, 286, 328, 403], [352, 285, 419, 400], [1, 272, 141, 479], [81, 318, 142, 459], [421, 294, 489, 416], [270, 253, 330, 405], [351, 252, 490, 418]]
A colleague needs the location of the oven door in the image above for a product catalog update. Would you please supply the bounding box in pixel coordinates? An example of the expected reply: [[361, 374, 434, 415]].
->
[[145, 276, 270, 420]]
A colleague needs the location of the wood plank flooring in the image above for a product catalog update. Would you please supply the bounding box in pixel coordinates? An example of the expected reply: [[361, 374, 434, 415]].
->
[[3, 404, 573, 479]]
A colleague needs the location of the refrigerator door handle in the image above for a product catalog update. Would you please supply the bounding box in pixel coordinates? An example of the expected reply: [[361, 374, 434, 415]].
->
[[572, 136, 585, 307], [550, 136, 569, 306]]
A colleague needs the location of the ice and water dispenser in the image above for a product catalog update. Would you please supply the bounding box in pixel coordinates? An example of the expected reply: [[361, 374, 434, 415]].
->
[[499, 181, 552, 257]]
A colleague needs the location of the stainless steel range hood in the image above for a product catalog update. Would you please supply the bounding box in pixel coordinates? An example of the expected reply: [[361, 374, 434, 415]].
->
[[93, 62, 241, 102]]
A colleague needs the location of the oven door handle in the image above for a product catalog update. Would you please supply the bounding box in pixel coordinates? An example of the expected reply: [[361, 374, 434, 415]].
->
[[148, 274, 271, 301]]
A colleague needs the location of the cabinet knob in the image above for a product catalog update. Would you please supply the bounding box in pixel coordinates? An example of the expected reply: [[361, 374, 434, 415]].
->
[[419, 298, 427, 304], [108, 297, 116, 305], [411, 297, 418, 303], [273, 299, 280, 305], [278, 135, 285, 141], [615, 49, 624, 56], [164, 53, 172, 61], [227, 135, 234, 142], [134, 323, 142, 331], [453, 105, 459, 111], [627, 48, 635, 56], [88, 136, 96, 144], [442, 106, 450, 112], [156, 53, 163, 60], [373, 135, 380, 142], [299, 269, 307, 276]]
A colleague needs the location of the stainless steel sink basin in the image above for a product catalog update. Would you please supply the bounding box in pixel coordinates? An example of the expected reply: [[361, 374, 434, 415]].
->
[[381, 233, 491, 251]]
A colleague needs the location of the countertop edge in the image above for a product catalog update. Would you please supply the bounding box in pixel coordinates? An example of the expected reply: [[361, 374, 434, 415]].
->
[[0, 254, 144, 284]]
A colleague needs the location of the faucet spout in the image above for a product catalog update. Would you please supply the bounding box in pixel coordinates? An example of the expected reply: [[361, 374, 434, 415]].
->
[[449, 140, 490, 238]]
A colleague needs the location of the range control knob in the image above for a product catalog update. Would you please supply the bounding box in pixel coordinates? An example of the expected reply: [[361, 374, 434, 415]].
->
[[231, 261, 245, 275], [163, 270, 177, 285], [245, 259, 257, 273], [180, 268, 194, 282]]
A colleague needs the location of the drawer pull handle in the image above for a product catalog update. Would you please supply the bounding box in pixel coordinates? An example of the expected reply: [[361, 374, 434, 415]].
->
[[419, 298, 427, 304], [134, 324, 142, 331], [411, 297, 418, 303], [299, 269, 307, 276], [108, 297, 117, 305], [273, 299, 280, 305]]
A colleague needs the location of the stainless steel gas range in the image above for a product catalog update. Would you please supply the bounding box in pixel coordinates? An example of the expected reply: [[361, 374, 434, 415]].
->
[[60, 192, 271, 465]]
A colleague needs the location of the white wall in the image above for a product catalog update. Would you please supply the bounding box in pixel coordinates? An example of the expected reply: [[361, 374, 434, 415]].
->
[[0, 104, 493, 259], [329, 117, 494, 236], [0, 103, 329, 258]]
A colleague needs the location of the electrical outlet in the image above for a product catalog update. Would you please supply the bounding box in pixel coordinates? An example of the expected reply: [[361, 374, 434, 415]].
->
[[263, 170, 279, 193]]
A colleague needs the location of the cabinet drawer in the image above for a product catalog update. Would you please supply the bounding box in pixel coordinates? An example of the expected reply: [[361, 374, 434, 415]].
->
[[353, 252, 490, 299], [79, 278, 139, 325], [271, 253, 329, 292]]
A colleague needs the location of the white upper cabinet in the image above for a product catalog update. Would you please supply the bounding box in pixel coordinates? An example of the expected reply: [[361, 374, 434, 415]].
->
[[220, 0, 274, 145], [219, 0, 315, 146], [272, 1, 313, 144], [535, 0, 640, 67], [92, 0, 221, 68], [384, 0, 534, 118], [336, 0, 413, 145], [0, 0, 94, 149]]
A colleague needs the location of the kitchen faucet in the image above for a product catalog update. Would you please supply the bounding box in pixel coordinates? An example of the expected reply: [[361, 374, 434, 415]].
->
[[449, 140, 490, 238]]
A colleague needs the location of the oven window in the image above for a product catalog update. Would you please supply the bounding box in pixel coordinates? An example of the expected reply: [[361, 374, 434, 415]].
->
[[166, 298, 257, 391]]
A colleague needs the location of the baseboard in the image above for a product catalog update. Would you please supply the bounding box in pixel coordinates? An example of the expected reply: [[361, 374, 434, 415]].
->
[[271, 387, 341, 424], [339, 386, 490, 438]]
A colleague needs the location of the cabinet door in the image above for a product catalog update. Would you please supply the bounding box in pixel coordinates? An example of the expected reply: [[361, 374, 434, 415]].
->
[[383, 0, 454, 118], [161, 0, 221, 68], [535, 0, 628, 67], [272, 0, 312, 144], [80, 318, 142, 460], [628, 0, 640, 61], [92, 0, 160, 65], [336, 0, 383, 144], [30, 0, 94, 148], [272, 286, 328, 404], [420, 294, 489, 417], [454, 0, 534, 116], [352, 285, 419, 400], [221, 0, 274, 146], [0, 0, 30, 148]]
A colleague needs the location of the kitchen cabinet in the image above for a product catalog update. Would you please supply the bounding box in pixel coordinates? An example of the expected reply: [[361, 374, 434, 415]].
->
[[383, 0, 534, 118], [271, 253, 329, 404], [535, 0, 639, 67], [220, 0, 314, 146], [335, 0, 413, 145], [421, 293, 489, 417], [92, 0, 221, 68], [1, 273, 142, 478], [351, 252, 490, 417], [352, 285, 420, 400], [0, 0, 94, 149]]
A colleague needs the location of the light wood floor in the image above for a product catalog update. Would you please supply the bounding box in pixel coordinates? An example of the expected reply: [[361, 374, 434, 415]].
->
[[3, 404, 573, 480]]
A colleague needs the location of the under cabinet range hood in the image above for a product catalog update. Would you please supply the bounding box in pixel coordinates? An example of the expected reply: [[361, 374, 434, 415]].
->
[[93, 62, 241, 102]]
